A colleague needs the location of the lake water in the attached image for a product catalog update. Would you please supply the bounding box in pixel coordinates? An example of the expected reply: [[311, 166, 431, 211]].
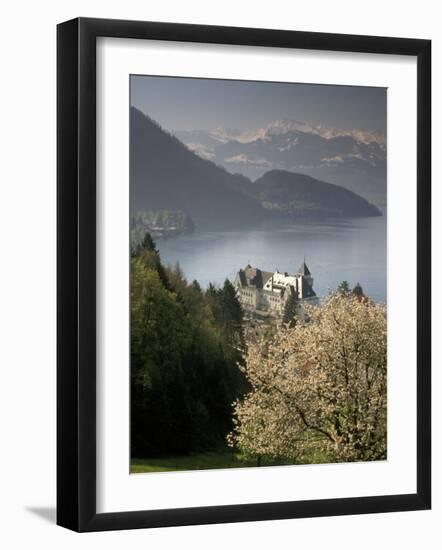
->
[[157, 214, 387, 303]]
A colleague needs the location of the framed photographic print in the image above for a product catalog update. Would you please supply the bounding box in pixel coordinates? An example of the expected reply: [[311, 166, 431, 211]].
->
[[57, 17, 431, 532]]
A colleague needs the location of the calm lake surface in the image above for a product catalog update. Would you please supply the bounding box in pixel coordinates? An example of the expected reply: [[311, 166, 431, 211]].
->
[[157, 214, 387, 304]]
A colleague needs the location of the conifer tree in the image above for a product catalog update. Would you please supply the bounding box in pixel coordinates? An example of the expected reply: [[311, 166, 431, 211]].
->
[[141, 231, 158, 253], [337, 280, 351, 296], [138, 232, 172, 290], [352, 282, 364, 298], [282, 291, 298, 327]]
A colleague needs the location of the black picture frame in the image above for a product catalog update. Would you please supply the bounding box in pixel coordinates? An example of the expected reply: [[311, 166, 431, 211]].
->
[[57, 17, 431, 532]]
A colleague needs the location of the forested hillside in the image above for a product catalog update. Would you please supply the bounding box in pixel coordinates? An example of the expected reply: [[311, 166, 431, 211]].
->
[[244, 170, 381, 218], [130, 107, 266, 226], [131, 234, 247, 457]]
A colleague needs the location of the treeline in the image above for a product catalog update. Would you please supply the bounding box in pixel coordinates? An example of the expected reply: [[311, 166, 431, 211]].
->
[[130, 209, 195, 244], [131, 233, 246, 458]]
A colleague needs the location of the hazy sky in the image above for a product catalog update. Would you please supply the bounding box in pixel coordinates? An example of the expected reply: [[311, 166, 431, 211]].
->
[[131, 75, 386, 133]]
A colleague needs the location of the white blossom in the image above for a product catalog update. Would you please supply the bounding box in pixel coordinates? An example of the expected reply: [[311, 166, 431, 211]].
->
[[228, 293, 387, 464]]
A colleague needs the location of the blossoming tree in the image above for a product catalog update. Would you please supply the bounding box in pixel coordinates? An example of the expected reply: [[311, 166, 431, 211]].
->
[[228, 292, 387, 464]]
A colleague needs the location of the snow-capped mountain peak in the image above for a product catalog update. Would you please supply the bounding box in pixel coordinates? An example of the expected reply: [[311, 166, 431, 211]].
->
[[172, 118, 386, 205], [266, 119, 315, 137], [265, 119, 385, 146], [206, 119, 385, 146], [210, 126, 267, 144]]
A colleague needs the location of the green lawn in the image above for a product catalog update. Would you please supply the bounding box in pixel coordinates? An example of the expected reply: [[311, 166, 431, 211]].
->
[[130, 451, 293, 473]]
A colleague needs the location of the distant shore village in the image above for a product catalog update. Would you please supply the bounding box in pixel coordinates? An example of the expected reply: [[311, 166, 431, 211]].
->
[[234, 260, 319, 321]]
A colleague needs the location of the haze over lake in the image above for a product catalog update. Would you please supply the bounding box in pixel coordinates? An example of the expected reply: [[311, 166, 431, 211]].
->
[[157, 213, 387, 304]]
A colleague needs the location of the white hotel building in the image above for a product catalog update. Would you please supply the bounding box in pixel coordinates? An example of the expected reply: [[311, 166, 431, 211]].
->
[[234, 260, 319, 319]]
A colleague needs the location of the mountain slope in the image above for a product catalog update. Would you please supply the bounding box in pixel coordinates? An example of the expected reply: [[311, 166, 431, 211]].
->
[[174, 120, 386, 206], [239, 170, 381, 218], [130, 107, 266, 225], [131, 109, 381, 225]]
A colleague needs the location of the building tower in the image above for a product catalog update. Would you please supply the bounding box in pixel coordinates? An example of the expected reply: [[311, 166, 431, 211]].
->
[[297, 259, 315, 299]]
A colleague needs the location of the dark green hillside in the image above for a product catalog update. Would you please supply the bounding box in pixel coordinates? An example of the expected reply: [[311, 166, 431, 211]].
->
[[249, 170, 381, 218], [130, 107, 266, 225], [131, 234, 248, 458]]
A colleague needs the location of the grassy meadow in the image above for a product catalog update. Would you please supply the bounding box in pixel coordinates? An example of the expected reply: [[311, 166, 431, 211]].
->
[[130, 449, 333, 473]]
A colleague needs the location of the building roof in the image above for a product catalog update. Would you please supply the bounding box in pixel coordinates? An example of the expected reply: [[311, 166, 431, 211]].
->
[[301, 277, 316, 298], [237, 270, 247, 287], [241, 265, 273, 289], [298, 260, 311, 276]]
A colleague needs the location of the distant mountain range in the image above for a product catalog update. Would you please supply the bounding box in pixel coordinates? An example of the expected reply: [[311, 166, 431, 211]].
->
[[174, 119, 386, 206], [131, 107, 381, 228]]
